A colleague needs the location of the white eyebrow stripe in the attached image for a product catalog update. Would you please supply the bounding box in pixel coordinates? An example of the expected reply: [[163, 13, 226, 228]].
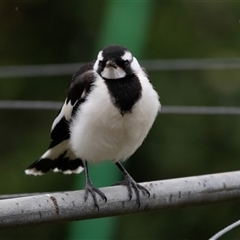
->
[[98, 51, 103, 61], [121, 51, 133, 61]]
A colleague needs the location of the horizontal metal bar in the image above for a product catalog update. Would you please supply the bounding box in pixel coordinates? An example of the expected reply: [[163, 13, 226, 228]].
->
[[1, 170, 240, 228]]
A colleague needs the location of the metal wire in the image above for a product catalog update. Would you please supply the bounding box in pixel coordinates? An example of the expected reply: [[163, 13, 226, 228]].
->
[[1, 58, 240, 78], [0, 63, 82, 78], [142, 58, 240, 71], [1, 100, 240, 115], [0, 100, 61, 110], [209, 219, 240, 240], [160, 106, 240, 115], [1, 58, 240, 114]]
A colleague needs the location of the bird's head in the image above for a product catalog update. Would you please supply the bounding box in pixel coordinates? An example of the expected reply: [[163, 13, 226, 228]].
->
[[94, 45, 142, 80]]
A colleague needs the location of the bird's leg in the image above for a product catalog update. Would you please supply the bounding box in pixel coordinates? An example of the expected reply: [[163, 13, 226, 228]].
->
[[82, 160, 107, 210], [113, 162, 150, 207]]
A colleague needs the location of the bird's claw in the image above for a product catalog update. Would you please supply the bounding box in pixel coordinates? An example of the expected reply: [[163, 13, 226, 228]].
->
[[112, 175, 150, 208], [84, 179, 107, 211]]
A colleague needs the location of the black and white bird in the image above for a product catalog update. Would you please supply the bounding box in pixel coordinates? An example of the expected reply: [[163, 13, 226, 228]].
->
[[25, 45, 160, 209]]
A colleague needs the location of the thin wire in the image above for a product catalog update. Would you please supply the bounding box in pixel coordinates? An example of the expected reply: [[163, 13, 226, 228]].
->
[[0, 63, 82, 78], [0, 100, 61, 110], [209, 219, 240, 240], [1, 58, 240, 78], [142, 58, 240, 71], [161, 106, 240, 115], [1, 100, 240, 115]]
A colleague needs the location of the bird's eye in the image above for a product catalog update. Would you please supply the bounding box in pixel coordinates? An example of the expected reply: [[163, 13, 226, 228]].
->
[[99, 60, 104, 67], [124, 60, 130, 68]]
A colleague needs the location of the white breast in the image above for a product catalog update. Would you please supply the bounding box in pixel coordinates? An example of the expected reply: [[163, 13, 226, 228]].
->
[[69, 73, 160, 163]]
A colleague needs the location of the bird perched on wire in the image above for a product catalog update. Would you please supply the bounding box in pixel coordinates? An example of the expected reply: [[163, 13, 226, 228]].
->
[[25, 45, 161, 209]]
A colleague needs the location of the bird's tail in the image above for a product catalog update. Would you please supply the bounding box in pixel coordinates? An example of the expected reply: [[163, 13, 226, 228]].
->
[[25, 140, 84, 176]]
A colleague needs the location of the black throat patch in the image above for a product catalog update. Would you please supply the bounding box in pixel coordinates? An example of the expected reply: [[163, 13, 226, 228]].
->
[[104, 74, 142, 115]]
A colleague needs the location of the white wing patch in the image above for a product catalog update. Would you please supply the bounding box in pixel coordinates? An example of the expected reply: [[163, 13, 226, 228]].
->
[[62, 166, 84, 175], [51, 99, 73, 132], [25, 140, 84, 175], [25, 168, 44, 176], [41, 140, 69, 159]]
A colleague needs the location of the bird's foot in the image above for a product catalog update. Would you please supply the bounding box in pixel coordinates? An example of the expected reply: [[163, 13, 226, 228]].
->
[[84, 179, 107, 211], [112, 175, 150, 208]]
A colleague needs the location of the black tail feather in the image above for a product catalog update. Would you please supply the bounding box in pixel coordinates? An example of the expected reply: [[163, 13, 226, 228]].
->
[[25, 151, 84, 175]]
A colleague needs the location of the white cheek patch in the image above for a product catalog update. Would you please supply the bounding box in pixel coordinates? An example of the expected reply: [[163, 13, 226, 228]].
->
[[122, 51, 132, 61], [101, 67, 126, 79]]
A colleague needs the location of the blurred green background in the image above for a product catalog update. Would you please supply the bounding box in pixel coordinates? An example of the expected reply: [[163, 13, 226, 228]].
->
[[1, 1, 240, 239]]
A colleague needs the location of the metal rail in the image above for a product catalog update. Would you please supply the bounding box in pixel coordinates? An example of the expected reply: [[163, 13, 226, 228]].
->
[[1, 171, 240, 228]]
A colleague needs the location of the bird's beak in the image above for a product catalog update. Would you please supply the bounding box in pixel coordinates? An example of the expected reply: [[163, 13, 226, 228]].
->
[[106, 60, 117, 69]]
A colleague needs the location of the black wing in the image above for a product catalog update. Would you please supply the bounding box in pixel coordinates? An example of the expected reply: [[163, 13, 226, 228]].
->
[[25, 61, 96, 175], [49, 61, 95, 149]]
